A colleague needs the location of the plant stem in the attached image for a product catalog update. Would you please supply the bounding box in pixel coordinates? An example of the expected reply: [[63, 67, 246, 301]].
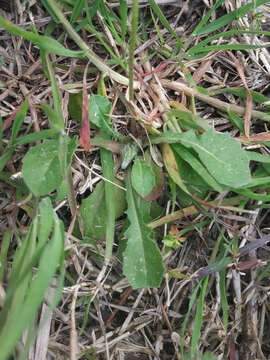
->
[[128, 0, 139, 101], [161, 79, 270, 121], [45, 0, 133, 87]]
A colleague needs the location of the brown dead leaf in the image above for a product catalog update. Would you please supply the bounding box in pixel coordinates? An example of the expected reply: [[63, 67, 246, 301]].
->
[[79, 62, 91, 151]]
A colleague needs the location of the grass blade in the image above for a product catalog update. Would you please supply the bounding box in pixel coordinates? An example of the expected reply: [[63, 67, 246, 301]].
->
[[191, 276, 209, 357], [194, 0, 270, 36]]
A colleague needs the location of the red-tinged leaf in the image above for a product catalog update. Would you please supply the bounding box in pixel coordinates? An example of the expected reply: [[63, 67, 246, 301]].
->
[[80, 64, 91, 151], [3, 103, 22, 131], [229, 334, 236, 360], [227, 51, 252, 138], [237, 259, 260, 271]]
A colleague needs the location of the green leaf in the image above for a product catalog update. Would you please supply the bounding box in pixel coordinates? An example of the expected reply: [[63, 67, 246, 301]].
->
[[79, 180, 126, 240], [68, 91, 83, 123], [70, 0, 85, 24], [9, 98, 29, 146], [0, 16, 84, 58], [192, 0, 270, 36], [120, 0, 128, 41], [121, 142, 140, 169], [14, 129, 58, 146], [148, 0, 183, 49], [191, 276, 209, 357], [172, 143, 225, 193], [122, 171, 164, 288], [89, 95, 111, 132], [41, 103, 64, 131], [131, 157, 156, 198], [22, 139, 63, 196], [179, 130, 251, 188], [100, 147, 116, 261], [37, 197, 54, 249], [169, 109, 212, 132]]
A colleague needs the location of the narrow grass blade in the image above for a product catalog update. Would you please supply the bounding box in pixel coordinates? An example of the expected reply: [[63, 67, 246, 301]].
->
[[14, 129, 58, 146], [148, 0, 183, 49], [9, 98, 29, 146], [188, 43, 269, 55], [0, 148, 13, 172], [180, 280, 202, 354], [129, 0, 139, 101], [70, 0, 85, 24], [0, 229, 11, 283], [220, 269, 228, 331], [101, 147, 116, 262], [0, 115, 2, 150], [188, 29, 270, 55], [120, 0, 128, 42], [192, 0, 224, 36], [45, 53, 65, 130], [191, 276, 209, 358], [194, 0, 270, 36]]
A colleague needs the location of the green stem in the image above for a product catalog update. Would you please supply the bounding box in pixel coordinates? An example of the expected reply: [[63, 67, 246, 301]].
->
[[100, 148, 116, 263], [128, 0, 139, 101], [43, 0, 131, 86]]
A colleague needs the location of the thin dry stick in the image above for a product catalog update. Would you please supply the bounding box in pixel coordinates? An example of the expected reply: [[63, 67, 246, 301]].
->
[[70, 286, 79, 360]]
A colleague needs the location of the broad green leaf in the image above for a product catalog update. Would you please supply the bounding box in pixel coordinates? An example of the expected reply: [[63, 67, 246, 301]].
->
[[79, 180, 126, 240], [122, 171, 164, 288], [68, 91, 83, 123], [121, 142, 140, 169], [22, 139, 63, 196], [172, 143, 224, 193], [169, 109, 212, 132], [131, 157, 156, 198], [89, 95, 112, 134], [179, 130, 251, 187], [89, 95, 111, 128], [162, 143, 190, 194], [143, 150, 164, 201], [89, 95, 125, 140]]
